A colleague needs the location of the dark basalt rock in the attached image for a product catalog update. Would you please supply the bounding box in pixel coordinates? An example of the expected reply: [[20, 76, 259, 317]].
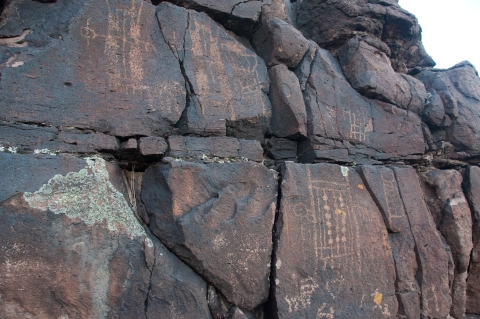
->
[[296, 42, 425, 164], [157, 3, 271, 140], [462, 166, 480, 314], [0, 0, 186, 138], [295, 0, 435, 71], [142, 161, 278, 310], [276, 162, 397, 318], [416, 61, 480, 160]]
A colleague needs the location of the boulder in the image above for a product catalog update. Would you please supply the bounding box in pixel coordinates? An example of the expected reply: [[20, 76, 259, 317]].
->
[[276, 162, 397, 318], [295, 0, 435, 71], [462, 166, 480, 314], [0, 0, 186, 138], [416, 61, 480, 157], [252, 18, 309, 68], [157, 3, 271, 140], [141, 161, 278, 310], [268, 64, 307, 138]]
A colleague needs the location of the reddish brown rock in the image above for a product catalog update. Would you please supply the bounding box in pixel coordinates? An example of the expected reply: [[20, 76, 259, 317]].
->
[[394, 166, 452, 318], [462, 166, 480, 314], [261, 0, 296, 25], [252, 18, 309, 68], [276, 162, 397, 318], [139, 136, 168, 156], [268, 64, 307, 138], [157, 3, 271, 140], [141, 161, 278, 310], [0, 0, 186, 138], [295, 0, 435, 71]]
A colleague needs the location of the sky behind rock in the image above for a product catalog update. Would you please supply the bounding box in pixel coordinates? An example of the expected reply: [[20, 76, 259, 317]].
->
[[400, 0, 480, 71]]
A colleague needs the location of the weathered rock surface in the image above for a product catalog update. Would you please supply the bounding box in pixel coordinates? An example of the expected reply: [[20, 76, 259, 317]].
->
[[462, 166, 480, 314], [168, 136, 264, 162], [420, 169, 473, 318], [1, 0, 480, 317], [338, 38, 427, 114], [142, 161, 278, 310], [252, 18, 309, 68], [276, 162, 397, 318], [357, 166, 420, 319], [295, 0, 435, 71], [394, 166, 453, 318], [296, 43, 425, 164], [417, 61, 480, 159], [165, 0, 265, 34], [0, 0, 186, 138], [157, 3, 271, 140], [268, 64, 307, 138], [0, 153, 214, 319]]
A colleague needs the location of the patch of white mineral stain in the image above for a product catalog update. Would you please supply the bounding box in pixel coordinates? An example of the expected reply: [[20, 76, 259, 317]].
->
[[341, 166, 349, 177], [23, 156, 146, 239]]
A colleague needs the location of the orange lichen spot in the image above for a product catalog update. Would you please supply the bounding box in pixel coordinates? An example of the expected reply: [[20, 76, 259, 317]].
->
[[358, 184, 364, 190], [374, 293, 383, 305], [335, 209, 343, 215]]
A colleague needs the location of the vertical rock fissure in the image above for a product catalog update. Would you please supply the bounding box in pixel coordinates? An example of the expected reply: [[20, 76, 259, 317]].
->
[[392, 167, 425, 312], [264, 169, 283, 319], [144, 242, 155, 319]]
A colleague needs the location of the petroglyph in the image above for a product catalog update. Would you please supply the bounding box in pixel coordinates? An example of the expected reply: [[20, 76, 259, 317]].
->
[[80, 0, 183, 114], [284, 277, 319, 313], [342, 105, 369, 142], [316, 303, 335, 319], [380, 170, 406, 221]]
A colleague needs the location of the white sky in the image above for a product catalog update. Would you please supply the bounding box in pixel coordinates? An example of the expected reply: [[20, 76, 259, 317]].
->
[[399, 0, 480, 70]]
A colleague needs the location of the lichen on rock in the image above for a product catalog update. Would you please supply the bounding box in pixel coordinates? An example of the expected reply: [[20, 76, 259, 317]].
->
[[23, 156, 146, 239]]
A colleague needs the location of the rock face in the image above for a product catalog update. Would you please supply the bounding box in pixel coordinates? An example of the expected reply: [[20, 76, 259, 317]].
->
[[295, 0, 435, 71], [1, 0, 480, 318], [276, 162, 397, 318], [416, 62, 480, 159], [157, 3, 271, 140], [141, 161, 278, 310]]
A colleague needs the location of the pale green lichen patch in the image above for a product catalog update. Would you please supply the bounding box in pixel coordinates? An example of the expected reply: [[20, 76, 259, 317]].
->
[[23, 157, 146, 239]]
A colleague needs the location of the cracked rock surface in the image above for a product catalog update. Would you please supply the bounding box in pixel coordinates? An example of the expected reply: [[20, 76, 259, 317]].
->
[[1, 0, 480, 318]]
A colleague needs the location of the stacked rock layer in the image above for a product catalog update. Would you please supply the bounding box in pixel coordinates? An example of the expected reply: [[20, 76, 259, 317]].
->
[[0, 0, 479, 318]]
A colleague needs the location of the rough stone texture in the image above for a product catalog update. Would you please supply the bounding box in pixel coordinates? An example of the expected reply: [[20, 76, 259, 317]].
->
[[268, 64, 307, 138], [0, 0, 186, 138], [416, 62, 480, 158], [252, 18, 309, 68], [276, 162, 397, 318], [157, 3, 271, 140], [166, 0, 264, 34], [462, 166, 480, 314], [394, 166, 453, 318], [295, 0, 435, 71], [266, 137, 297, 162], [0, 153, 214, 319], [261, 0, 296, 25], [338, 38, 427, 114], [168, 136, 264, 162], [297, 43, 425, 164], [421, 169, 473, 319], [138, 136, 168, 156], [141, 161, 278, 310], [357, 166, 421, 318], [146, 236, 213, 319]]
